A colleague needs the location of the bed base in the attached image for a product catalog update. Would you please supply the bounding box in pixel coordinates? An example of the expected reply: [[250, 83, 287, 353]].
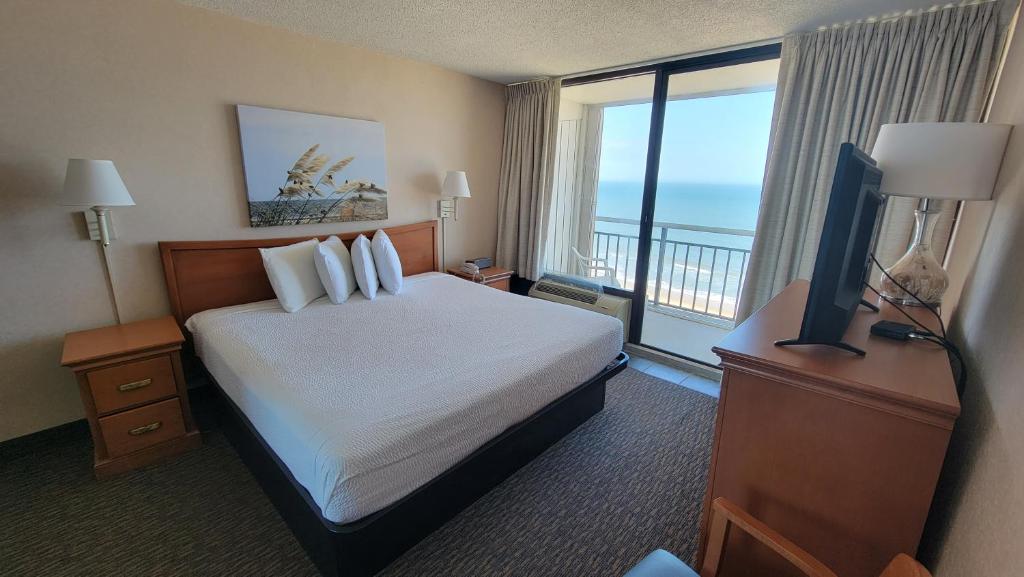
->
[[213, 352, 629, 577]]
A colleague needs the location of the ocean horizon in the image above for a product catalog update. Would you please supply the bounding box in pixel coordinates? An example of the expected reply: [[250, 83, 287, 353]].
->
[[594, 180, 762, 250], [549, 180, 763, 317]]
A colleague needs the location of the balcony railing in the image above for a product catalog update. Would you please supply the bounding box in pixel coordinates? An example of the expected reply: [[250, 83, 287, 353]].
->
[[588, 217, 754, 322]]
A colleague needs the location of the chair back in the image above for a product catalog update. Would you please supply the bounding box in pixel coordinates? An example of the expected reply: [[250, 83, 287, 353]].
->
[[878, 554, 932, 577], [700, 498, 933, 577]]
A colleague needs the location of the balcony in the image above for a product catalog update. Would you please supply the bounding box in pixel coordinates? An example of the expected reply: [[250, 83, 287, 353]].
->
[[548, 67, 774, 365], [546, 216, 753, 365]]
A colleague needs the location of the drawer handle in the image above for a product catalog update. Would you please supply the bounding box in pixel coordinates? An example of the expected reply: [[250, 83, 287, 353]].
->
[[118, 378, 152, 392], [128, 421, 162, 436]]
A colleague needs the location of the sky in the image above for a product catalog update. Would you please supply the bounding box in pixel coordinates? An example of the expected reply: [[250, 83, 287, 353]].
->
[[237, 105, 388, 201], [597, 90, 776, 185]]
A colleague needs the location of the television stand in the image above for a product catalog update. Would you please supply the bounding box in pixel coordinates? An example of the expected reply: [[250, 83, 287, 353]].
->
[[773, 298, 879, 356], [773, 338, 866, 356], [860, 298, 880, 312]]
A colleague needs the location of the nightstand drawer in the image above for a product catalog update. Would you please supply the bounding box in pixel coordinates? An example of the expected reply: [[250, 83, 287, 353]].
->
[[87, 355, 177, 415], [64, 316, 198, 477], [98, 398, 187, 458], [487, 278, 510, 291], [446, 266, 514, 291]]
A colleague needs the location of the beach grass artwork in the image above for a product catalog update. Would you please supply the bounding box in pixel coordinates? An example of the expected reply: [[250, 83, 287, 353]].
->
[[237, 105, 388, 227]]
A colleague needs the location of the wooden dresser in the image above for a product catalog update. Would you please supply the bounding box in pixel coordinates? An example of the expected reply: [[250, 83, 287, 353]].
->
[[61, 316, 201, 478], [700, 280, 959, 577]]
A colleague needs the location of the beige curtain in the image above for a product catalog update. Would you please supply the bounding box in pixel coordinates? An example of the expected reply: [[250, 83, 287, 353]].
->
[[572, 104, 604, 274], [495, 78, 561, 280], [736, 0, 1013, 322]]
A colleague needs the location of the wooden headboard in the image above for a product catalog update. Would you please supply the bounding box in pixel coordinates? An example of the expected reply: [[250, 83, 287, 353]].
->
[[159, 220, 437, 325]]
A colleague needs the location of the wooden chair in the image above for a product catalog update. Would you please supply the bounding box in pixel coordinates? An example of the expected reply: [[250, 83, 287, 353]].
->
[[623, 498, 932, 577]]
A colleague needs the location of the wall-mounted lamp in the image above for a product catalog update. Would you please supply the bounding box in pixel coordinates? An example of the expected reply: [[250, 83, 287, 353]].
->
[[438, 170, 471, 269], [60, 159, 135, 323], [439, 170, 471, 220], [61, 159, 135, 246]]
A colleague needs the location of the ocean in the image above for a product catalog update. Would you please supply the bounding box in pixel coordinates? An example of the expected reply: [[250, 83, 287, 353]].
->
[[594, 180, 762, 249], [579, 181, 763, 318]]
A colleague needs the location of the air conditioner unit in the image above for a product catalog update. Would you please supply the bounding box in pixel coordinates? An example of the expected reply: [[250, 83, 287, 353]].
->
[[529, 278, 630, 339]]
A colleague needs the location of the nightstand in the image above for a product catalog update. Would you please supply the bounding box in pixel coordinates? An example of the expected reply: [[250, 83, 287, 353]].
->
[[446, 266, 514, 291], [61, 316, 201, 478]]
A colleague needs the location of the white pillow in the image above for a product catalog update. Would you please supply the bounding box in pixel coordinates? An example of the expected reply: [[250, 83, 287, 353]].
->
[[371, 229, 403, 294], [350, 234, 379, 300], [314, 236, 357, 304], [259, 239, 325, 313]]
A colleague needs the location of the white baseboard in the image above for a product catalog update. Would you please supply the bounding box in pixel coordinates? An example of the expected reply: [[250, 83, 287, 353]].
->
[[624, 343, 722, 381]]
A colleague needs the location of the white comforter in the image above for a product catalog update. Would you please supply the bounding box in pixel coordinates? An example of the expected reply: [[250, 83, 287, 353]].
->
[[186, 272, 623, 523]]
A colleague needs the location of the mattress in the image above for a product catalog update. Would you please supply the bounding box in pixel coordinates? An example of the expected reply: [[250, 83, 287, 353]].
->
[[186, 272, 623, 524]]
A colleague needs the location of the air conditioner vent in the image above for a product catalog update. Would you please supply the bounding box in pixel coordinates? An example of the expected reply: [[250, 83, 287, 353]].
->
[[534, 281, 599, 305], [528, 277, 629, 341]]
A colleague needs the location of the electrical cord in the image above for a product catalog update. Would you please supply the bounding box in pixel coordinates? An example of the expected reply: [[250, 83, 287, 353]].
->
[[863, 267, 966, 398], [909, 332, 967, 398], [870, 253, 947, 339], [863, 284, 935, 336]]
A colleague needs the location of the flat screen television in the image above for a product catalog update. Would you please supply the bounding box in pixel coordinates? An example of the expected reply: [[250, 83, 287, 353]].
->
[[775, 143, 886, 356]]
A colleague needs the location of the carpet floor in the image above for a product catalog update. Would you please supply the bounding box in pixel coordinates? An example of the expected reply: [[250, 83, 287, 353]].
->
[[0, 368, 717, 576]]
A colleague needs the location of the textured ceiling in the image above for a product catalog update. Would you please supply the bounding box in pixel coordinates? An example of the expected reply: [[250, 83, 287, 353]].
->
[[178, 0, 943, 84]]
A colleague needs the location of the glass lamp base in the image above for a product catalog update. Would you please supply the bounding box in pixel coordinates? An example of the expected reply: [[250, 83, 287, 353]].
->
[[880, 204, 948, 307], [880, 243, 948, 306]]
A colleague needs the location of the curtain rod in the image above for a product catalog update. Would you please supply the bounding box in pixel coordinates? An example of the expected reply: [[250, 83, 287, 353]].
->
[[506, 77, 555, 87], [505, 0, 1010, 86], [815, 0, 1006, 30], [504, 38, 782, 86], [555, 38, 782, 84]]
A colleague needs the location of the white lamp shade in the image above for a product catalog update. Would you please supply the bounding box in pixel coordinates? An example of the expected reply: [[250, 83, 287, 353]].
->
[[61, 159, 135, 207], [872, 122, 1011, 201], [442, 171, 471, 198]]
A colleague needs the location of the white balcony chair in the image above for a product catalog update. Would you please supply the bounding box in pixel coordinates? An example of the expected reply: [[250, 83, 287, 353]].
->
[[570, 247, 620, 288]]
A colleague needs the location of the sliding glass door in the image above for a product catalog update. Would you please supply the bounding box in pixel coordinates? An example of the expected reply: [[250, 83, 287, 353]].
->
[[546, 74, 654, 289], [640, 61, 778, 363], [545, 46, 781, 366]]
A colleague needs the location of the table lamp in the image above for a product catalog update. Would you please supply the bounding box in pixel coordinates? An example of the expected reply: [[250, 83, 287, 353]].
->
[[871, 122, 1010, 306], [61, 159, 135, 247], [438, 170, 471, 269]]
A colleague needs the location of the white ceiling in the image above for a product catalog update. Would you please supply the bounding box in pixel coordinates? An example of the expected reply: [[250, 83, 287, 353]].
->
[[179, 0, 943, 84]]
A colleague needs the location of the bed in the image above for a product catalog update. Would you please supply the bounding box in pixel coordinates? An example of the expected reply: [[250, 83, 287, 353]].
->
[[159, 220, 628, 576]]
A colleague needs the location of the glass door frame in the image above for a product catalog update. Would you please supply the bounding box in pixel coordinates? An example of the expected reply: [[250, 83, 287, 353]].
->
[[561, 43, 782, 363]]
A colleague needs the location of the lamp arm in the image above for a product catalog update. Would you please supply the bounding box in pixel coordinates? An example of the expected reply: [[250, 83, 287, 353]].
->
[[92, 206, 112, 247]]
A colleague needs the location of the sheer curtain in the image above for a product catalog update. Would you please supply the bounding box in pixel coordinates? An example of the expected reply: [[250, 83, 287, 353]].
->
[[495, 78, 561, 280], [571, 104, 604, 274], [736, 0, 1014, 322]]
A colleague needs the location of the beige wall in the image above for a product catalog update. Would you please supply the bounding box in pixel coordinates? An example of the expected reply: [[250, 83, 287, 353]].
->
[[0, 0, 506, 441], [927, 10, 1024, 575]]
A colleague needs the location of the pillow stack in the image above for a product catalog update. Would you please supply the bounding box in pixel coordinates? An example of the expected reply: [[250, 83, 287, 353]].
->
[[259, 239, 326, 313], [261, 229, 405, 312], [371, 230, 403, 295], [350, 234, 379, 300], [313, 236, 357, 303]]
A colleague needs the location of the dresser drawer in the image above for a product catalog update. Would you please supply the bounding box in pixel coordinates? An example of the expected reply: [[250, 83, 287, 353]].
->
[[87, 355, 177, 415], [98, 398, 187, 458]]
